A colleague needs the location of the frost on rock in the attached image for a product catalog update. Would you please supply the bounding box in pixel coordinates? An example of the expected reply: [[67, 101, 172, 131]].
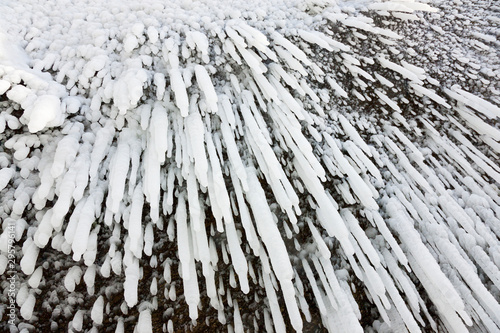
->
[[1, 0, 500, 332]]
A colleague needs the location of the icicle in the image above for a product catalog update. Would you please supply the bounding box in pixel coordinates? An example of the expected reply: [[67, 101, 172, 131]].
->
[[194, 65, 218, 113], [260, 249, 287, 333], [185, 109, 208, 187], [137, 309, 153, 333], [170, 68, 189, 117], [20, 293, 36, 320]]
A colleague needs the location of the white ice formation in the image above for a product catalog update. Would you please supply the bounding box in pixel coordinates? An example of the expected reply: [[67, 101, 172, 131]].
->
[[1, 0, 499, 332]]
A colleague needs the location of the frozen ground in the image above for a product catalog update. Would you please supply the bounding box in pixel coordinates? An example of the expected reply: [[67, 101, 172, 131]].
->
[[0, 0, 499, 332]]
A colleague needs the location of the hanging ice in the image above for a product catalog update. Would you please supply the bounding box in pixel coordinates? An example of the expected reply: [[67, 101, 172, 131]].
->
[[2, 0, 500, 332]]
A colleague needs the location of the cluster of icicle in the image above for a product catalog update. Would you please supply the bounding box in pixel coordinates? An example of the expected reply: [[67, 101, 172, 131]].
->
[[1, 0, 500, 332]]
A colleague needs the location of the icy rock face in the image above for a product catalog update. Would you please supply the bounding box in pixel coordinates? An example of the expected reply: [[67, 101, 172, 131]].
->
[[1, 0, 500, 332]]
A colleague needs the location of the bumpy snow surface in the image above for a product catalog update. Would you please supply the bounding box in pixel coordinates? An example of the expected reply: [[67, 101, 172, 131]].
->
[[1, 0, 499, 332]]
